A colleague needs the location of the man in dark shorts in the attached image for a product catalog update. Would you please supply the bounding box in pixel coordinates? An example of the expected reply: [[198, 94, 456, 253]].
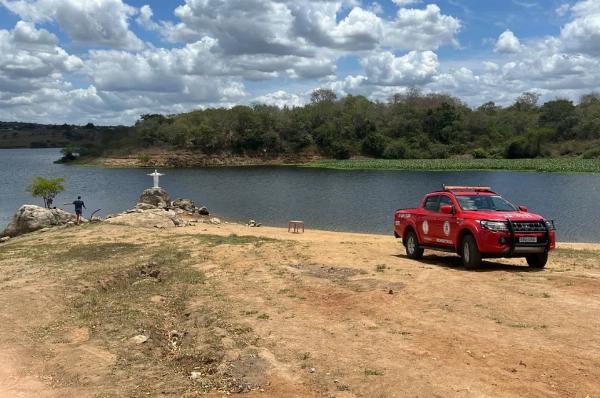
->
[[65, 196, 86, 224]]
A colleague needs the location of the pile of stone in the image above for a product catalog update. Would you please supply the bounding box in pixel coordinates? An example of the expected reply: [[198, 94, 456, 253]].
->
[[105, 187, 211, 229], [0, 186, 214, 239], [138, 187, 209, 215], [105, 208, 184, 229], [1, 205, 84, 239]]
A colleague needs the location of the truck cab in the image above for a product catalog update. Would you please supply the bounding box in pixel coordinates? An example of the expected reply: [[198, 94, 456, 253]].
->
[[394, 186, 556, 269]]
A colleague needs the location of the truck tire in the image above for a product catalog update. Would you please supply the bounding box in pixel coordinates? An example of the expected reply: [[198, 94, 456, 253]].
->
[[405, 230, 424, 260], [526, 252, 548, 268], [461, 234, 482, 269]]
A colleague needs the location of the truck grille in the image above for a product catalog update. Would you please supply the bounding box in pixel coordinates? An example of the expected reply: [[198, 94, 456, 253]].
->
[[511, 221, 547, 233]]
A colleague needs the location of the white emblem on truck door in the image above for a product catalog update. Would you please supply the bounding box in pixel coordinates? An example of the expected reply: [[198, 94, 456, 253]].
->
[[422, 221, 429, 235], [443, 221, 451, 236]]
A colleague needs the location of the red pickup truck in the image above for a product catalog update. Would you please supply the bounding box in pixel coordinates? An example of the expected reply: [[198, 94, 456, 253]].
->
[[394, 186, 556, 269]]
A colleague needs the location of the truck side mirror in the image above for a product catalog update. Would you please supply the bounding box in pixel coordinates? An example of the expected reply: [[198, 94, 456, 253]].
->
[[518, 205, 528, 212], [440, 205, 454, 214]]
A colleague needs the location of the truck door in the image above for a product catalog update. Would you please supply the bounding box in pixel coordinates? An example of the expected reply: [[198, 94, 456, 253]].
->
[[420, 195, 440, 245], [428, 194, 456, 247]]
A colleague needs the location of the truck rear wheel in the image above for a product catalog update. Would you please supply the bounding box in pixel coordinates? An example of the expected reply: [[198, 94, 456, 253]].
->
[[462, 234, 482, 269], [405, 230, 424, 260], [526, 252, 548, 268]]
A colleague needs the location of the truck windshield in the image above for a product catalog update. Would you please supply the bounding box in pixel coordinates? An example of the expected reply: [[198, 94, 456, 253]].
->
[[455, 195, 517, 211]]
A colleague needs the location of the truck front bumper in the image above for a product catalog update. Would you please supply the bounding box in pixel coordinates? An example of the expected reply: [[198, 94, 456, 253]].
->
[[478, 229, 556, 257]]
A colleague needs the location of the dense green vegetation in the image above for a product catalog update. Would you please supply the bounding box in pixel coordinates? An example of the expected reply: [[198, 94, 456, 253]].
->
[[304, 158, 600, 173], [99, 89, 600, 161], [4, 89, 600, 169], [0, 121, 125, 149]]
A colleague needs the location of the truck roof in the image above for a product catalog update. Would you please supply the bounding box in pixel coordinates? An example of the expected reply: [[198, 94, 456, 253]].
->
[[441, 185, 496, 194]]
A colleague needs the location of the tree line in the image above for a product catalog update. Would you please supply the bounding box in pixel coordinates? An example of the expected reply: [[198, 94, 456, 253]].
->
[[100, 89, 600, 159]]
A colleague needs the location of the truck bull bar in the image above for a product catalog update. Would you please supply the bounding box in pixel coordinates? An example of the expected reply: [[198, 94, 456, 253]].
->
[[507, 219, 551, 256]]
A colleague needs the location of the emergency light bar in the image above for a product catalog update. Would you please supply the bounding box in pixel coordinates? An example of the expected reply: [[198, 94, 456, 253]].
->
[[443, 185, 494, 192]]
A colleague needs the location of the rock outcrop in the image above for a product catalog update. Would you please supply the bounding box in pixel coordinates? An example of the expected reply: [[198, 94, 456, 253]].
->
[[1, 205, 82, 237], [171, 198, 195, 212], [105, 208, 182, 229], [135, 203, 157, 211], [171, 198, 209, 215], [139, 188, 171, 208]]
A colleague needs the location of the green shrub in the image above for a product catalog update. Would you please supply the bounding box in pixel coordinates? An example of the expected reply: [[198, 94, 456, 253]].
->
[[471, 148, 489, 159], [582, 146, 600, 159], [383, 140, 408, 159], [26, 176, 65, 208], [505, 136, 539, 158], [330, 142, 351, 159], [362, 133, 389, 157], [430, 144, 450, 159]]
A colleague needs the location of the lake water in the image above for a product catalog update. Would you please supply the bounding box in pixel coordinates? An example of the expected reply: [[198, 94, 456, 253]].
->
[[1, 148, 599, 242]]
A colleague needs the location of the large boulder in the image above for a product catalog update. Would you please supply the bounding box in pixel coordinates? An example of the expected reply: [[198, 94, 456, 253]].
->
[[105, 208, 182, 229], [139, 188, 171, 208], [172, 198, 195, 212], [1, 205, 81, 237], [135, 202, 157, 211]]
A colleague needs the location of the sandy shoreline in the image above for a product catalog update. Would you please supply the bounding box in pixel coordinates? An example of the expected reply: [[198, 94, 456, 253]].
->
[[205, 220, 600, 249], [0, 221, 599, 397]]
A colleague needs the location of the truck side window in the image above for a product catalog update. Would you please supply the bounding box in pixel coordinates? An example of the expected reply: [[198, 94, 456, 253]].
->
[[438, 195, 453, 211], [424, 196, 440, 212]]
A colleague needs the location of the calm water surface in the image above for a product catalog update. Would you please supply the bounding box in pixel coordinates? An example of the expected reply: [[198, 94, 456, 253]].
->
[[1, 148, 599, 242]]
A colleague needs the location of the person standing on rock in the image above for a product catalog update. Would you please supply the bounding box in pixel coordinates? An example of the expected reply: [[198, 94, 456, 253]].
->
[[64, 196, 86, 225]]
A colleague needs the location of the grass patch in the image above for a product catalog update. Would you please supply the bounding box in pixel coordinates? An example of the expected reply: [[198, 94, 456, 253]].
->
[[364, 369, 385, 376], [151, 245, 190, 265], [554, 248, 600, 259], [67, 243, 267, 394], [194, 233, 279, 247], [59, 242, 140, 262], [303, 158, 600, 173], [170, 267, 205, 284], [72, 244, 196, 330], [0, 241, 63, 262], [509, 322, 548, 329]]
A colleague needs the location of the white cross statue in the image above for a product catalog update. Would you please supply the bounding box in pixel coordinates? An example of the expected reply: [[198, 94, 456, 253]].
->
[[148, 169, 164, 189]]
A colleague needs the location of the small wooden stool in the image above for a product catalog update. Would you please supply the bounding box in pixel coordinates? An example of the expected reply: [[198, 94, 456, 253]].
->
[[288, 220, 305, 233]]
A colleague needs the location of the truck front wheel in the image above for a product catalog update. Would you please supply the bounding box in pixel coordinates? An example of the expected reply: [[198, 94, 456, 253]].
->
[[462, 234, 482, 269], [526, 252, 548, 268], [405, 230, 424, 260]]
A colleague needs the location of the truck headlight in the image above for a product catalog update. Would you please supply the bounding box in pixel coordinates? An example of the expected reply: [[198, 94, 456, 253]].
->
[[480, 220, 509, 231], [545, 220, 556, 231]]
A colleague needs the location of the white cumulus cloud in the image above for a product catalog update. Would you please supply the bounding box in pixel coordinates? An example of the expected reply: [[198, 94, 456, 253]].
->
[[384, 4, 461, 50], [494, 30, 522, 53], [561, 8, 600, 55], [252, 90, 304, 107], [0, 0, 144, 49], [361, 50, 439, 86], [392, 0, 421, 6]]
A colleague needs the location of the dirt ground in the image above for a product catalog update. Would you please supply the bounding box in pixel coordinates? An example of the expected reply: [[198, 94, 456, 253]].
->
[[0, 221, 599, 398]]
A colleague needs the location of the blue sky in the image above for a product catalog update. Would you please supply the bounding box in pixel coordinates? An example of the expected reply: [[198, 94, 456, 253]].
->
[[0, 0, 599, 124]]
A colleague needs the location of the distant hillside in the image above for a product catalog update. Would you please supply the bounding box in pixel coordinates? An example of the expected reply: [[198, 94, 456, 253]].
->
[[0, 121, 129, 149], [6, 89, 600, 165], [85, 89, 600, 164]]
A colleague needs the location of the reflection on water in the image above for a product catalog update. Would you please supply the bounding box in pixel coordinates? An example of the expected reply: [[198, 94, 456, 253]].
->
[[1, 148, 599, 242]]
